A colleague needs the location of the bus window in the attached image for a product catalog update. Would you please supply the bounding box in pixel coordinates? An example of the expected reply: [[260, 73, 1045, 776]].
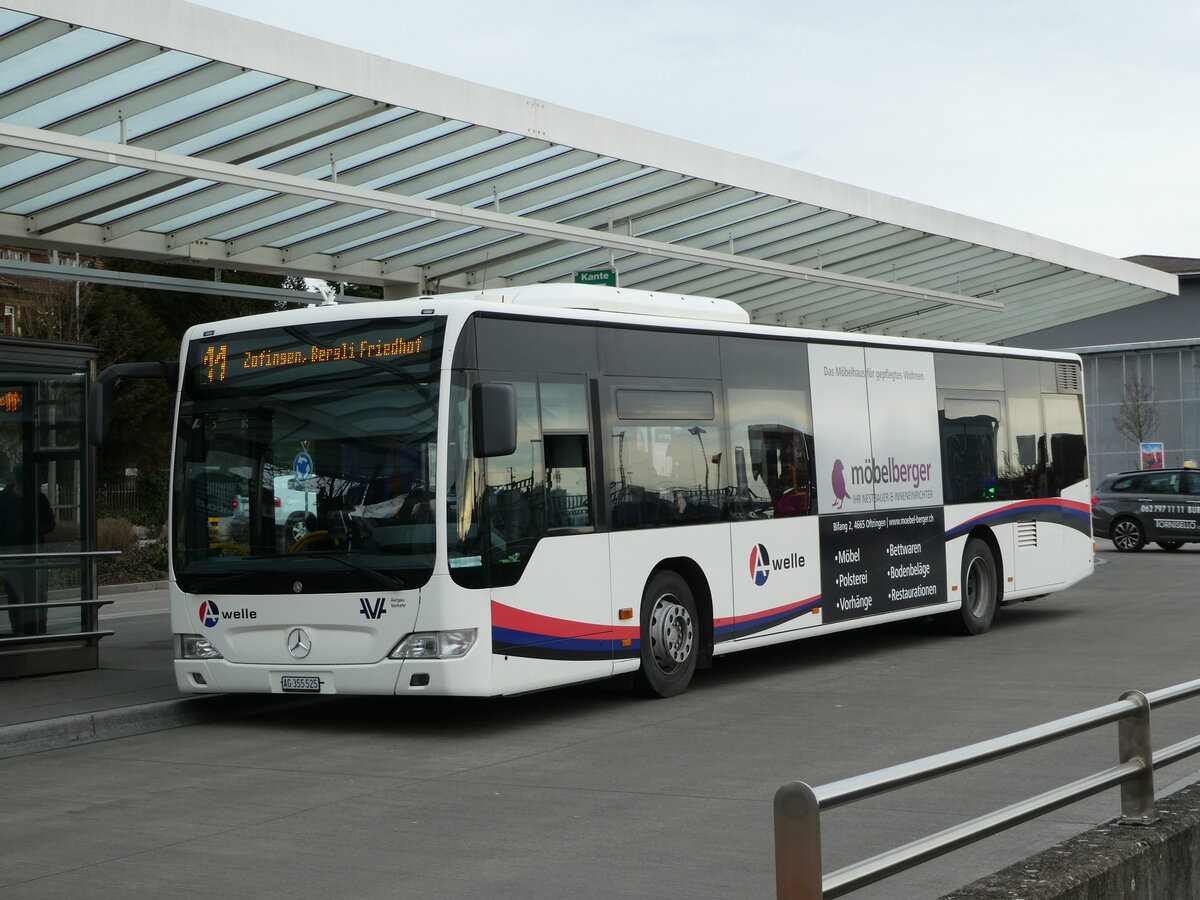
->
[[481, 378, 544, 586], [940, 399, 1001, 504], [1003, 358, 1050, 499], [540, 377, 591, 531], [449, 373, 594, 586], [721, 336, 815, 519], [608, 386, 724, 529], [1043, 393, 1087, 493]]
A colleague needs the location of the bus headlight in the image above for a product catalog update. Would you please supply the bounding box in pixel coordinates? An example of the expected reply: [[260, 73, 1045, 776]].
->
[[389, 629, 477, 659], [178, 633, 224, 660]]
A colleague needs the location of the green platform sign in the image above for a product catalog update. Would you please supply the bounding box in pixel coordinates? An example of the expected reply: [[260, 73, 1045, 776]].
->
[[574, 268, 617, 287]]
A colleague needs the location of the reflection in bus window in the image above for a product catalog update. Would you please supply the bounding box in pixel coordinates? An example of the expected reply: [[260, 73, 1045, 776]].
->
[[448, 373, 594, 588], [940, 399, 1001, 504], [722, 334, 816, 520], [1043, 393, 1088, 494], [726, 386, 815, 519], [745, 424, 814, 518], [610, 420, 725, 529]]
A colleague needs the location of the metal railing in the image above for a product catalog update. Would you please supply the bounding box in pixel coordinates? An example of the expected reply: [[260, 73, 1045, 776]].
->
[[0, 550, 121, 647], [774, 677, 1200, 899]]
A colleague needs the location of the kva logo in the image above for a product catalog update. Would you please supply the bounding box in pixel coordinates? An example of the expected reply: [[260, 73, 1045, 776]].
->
[[359, 597, 388, 619], [750, 544, 771, 587]]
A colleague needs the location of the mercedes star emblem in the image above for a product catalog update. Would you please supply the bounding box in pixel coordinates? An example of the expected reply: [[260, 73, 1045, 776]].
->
[[286, 627, 312, 659]]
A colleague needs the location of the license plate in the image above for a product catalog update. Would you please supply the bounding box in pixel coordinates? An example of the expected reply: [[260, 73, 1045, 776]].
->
[[280, 675, 322, 693]]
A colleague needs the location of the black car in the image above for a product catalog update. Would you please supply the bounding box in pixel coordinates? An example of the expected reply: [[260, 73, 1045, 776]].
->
[[1091, 467, 1200, 552]]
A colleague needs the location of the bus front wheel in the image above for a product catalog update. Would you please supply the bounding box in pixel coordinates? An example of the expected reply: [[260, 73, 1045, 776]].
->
[[634, 571, 698, 698], [951, 538, 999, 635]]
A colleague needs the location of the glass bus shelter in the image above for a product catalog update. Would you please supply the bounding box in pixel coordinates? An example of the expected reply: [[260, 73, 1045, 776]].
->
[[0, 338, 109, 678]]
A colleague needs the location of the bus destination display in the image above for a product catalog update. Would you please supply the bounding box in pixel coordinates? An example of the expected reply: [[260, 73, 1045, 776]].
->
[[199, 335, 426, 385]]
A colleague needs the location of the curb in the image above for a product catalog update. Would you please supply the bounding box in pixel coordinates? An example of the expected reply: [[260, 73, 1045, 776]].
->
[[99, 580, 169, 596], [0, 694, 326, 759], [0, 698, 210, 759]]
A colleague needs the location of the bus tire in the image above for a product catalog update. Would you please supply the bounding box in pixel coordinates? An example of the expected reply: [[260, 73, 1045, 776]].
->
[[952, 538, 999, 636], [634, 571, 698, 698]]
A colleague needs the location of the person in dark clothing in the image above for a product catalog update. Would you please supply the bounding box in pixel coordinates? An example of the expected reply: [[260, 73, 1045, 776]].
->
[[0, 462, 55, 636]]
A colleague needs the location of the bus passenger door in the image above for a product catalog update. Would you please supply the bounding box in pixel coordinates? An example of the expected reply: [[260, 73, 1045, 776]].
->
[[483, 375, 615, 693], [600, 375, 736, 669]]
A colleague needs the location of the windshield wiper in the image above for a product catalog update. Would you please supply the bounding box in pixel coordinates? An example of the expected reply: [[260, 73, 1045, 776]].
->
[[286, 552, 405, 591], [243, 551, 407, 591]]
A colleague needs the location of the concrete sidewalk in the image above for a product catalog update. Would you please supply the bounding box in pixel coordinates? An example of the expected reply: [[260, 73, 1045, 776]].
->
[[0, 583, 222, 758], [0, 582, 329, 759]]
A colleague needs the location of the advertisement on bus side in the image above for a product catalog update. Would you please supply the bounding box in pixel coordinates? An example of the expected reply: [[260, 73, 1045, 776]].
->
[[809, 346, 948, 623]]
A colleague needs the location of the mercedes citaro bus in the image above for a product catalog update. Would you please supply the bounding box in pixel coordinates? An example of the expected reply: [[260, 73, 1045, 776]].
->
[[168, 284, 1092, 698]]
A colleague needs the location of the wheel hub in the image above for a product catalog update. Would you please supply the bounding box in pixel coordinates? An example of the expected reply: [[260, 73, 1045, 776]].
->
[[965, 558, 989, 616], [649, 594, 694, 672]]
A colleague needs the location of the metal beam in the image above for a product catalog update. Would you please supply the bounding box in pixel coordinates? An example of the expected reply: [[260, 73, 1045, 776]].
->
[[0, 16, 73, 62], [275, 147, 600, 262], [31, 95, 387, 235], [101, 109, 437, 241], [0, 257, 327, 304], [0, 38, 164, 118], [0, 121, 1004, 312]]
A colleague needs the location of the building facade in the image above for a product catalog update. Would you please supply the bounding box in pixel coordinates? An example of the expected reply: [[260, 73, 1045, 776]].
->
[[1004, 256, 1200, 482]]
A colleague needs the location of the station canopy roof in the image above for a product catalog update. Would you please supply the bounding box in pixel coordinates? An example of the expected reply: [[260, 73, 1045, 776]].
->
[[0, 0, 1177, 343]]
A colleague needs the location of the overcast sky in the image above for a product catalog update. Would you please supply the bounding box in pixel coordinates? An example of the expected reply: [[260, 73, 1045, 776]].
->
[[191, 0, 1197, 260]]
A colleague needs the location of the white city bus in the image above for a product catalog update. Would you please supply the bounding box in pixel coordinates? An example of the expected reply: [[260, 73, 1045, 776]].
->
[[170, 284, 1092, 698]]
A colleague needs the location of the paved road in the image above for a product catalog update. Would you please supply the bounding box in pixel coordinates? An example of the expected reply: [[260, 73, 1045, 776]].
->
[[2, 545, 1199, 899]]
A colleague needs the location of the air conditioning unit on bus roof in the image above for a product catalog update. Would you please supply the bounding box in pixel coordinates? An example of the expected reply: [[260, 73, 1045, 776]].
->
[[467, 283, 751, 325]]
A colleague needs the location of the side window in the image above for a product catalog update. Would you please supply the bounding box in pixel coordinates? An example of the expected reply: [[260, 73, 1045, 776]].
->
[[1110, 477, 1135, 492], [448, 370, 595, 589], [480, 377, 544, 587], [1003, 358, 1047, 499], [939, 398, 1003, 504], [1148, 474, 1180, 494], [609, 387, 725, 529], [1043, 394, 1087, 494], [1184, 471, 1200, 495], [1128, 473, 1175, 494], [540, 377, 591, 531], [446, 374, 544, 589], [721, 336, 815, 518]]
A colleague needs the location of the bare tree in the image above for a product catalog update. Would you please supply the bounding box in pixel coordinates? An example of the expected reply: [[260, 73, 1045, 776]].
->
[[1113, 376, 1159, 444], [13, 276, 93, 343]]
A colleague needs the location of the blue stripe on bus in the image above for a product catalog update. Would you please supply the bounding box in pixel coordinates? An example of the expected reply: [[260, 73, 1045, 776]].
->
[[493, 627, 640, 661], [714, 597, 822, 642], [945, 500, 1091, 540]]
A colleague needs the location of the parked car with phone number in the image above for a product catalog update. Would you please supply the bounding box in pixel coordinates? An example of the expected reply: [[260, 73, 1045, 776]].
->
[[1091, 467, 1200, 552]]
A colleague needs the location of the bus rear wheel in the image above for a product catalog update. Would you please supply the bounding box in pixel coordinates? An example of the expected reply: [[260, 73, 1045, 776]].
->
[[634, 571, 698, 698], [951, 538, 998, 636]]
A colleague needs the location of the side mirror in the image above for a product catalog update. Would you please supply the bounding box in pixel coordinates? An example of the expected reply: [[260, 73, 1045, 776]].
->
[[471, 382, 517, 458]]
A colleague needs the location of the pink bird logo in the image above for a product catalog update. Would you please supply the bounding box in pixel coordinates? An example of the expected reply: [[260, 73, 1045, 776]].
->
[[831, 459, 850, 509]]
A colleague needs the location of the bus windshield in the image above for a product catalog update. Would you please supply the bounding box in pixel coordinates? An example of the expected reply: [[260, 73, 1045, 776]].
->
[[172, 316, 444, 594]]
